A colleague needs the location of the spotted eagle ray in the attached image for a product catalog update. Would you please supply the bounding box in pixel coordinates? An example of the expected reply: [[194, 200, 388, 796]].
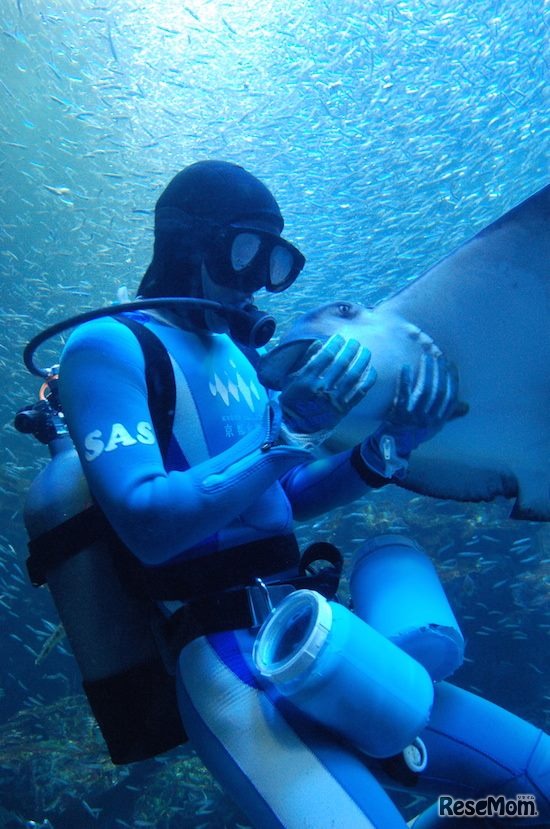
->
[[259, 186, 550, 521]]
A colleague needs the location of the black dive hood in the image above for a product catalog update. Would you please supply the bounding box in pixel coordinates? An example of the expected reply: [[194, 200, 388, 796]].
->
[[23, 298, 276, 378]]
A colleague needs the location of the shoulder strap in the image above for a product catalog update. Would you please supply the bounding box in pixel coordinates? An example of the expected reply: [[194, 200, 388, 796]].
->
[[114, 315, 176, 461]]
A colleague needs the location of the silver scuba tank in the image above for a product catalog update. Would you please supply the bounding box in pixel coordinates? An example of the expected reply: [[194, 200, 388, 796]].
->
[[18, 391, 185, 764]]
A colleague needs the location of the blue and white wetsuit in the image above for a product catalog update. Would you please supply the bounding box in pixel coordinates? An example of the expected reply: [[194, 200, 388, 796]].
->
[[59, 312, 549, 828]]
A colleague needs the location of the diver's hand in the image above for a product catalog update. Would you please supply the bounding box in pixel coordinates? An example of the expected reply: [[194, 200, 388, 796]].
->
[[357, 351, 466, 479], [384, 350, 463, 446], [279, 334, 376, 436]]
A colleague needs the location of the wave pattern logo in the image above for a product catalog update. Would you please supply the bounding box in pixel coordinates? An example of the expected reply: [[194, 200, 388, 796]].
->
[[209, 360, 262, 412]]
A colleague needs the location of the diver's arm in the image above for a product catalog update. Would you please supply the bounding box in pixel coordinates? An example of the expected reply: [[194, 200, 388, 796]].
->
[[59, 319, 310, 566], [282, 448, 389, 521]]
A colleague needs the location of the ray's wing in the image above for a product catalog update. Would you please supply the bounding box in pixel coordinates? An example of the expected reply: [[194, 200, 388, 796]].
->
[[377, 185, 550, 520]]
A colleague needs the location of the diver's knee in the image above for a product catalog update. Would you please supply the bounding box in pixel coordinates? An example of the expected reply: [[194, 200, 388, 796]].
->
[[523, 729, 550, 810], [350, 534, 464, 682]]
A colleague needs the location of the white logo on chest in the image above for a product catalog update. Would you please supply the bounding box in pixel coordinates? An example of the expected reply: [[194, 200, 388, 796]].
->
[[209, 359, 261, 412]]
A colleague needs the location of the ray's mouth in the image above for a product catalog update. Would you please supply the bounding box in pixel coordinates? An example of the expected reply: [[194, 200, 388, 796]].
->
[[257, 337, 321, 390]]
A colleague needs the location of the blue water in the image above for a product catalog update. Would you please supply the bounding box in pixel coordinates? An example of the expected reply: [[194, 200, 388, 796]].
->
[[0, 0, 548, 826]]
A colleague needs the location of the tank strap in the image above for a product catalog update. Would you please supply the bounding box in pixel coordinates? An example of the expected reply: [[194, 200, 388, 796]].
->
[[27, 512, 306, 602], [27, 504, 113, 586], [28, 505, 342, 604]]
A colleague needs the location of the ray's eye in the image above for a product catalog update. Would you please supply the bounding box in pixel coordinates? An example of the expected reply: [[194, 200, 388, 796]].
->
[[336, 302, 355, 319]]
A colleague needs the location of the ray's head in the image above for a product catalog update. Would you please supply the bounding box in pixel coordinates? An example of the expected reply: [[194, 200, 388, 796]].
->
[[284, 301, 370, 341]]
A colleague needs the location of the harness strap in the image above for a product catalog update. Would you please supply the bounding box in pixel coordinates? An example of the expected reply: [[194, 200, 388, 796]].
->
[[164, 583, 292, 654], [164, 543, 343, 656], [124, 534, 301, 599], [114, 314, 176, 459], [299, 541, 343, 575]]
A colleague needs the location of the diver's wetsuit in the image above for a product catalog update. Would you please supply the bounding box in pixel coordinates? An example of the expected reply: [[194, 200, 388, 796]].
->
[[59, 312, 549, 829]]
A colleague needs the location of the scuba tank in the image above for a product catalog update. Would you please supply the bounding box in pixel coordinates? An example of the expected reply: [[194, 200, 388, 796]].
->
[[16, 375, 185, 764]]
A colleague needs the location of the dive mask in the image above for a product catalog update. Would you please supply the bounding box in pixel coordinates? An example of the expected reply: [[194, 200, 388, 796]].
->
[[206, 224, 306, 293]]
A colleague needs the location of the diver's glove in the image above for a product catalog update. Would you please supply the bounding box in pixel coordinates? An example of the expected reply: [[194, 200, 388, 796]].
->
[[352, 351, 467, 483], [279, 334, 377, 447]]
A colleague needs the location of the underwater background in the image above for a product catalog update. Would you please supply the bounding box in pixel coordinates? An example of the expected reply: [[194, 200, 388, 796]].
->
[[0, 0, 548, 826]]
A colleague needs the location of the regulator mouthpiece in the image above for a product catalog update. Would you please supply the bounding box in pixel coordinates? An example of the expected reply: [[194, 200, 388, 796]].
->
[[227, 304, 276, 349]]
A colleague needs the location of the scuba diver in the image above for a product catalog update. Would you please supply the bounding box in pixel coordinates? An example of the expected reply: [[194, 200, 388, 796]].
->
[[18, 160, 549, 827]]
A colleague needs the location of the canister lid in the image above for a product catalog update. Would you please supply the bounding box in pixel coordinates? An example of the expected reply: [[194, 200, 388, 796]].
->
[[253, 590, 332, 684]]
